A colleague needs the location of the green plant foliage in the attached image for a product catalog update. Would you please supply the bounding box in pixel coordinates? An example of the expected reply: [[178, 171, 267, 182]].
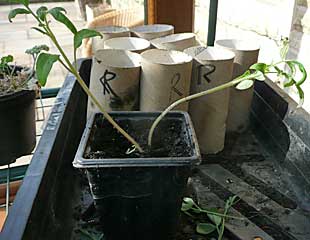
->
[[289, 60, 307, 86], [8, 8, 30, 22], [48, 7, 77, 34], [280, 37, 289, 60], [7, 1, 144, 152], [1, 55, 13, 66], [181, 196, 240, 240], [77, 229, 104, 240], [196, 223, 217, 235], [31, 27, 47, 35], [181, 197, 195, 211], [236, 79, 254, 90], [36, 6, 48, 21], [25, 45, 49, 56], [74, 29, 102, 49], [207, 211, 222, 226], [8, 0, 29, 6], [250, 63, 269, 74], [0, 55, 14, 73], [36, 53, 59, 86]]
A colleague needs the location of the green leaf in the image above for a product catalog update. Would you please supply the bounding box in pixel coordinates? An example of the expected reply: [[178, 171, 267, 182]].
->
[[36, 53, 59, 86], [196, 223, 216, 235], [207, 212, 222, 226], [8, 0, 29, 6], [254, 71, 265, 81], [296, 84, 304, 108], [250, 63, 268, 74], [236, 79, 254, 90], [50, 7, 67, 13], [1, 55, 14, 65], [48, 7, 77, 34], [289, 60, 307, 86], [31, 27, 47, 35], [181, 197, 194, 211], [8, 8, 30, 22], [286, 61, 296, 76], [74, 29, 102, 49], [36, 6, 48, 21], [235, 70, 251, 80], [283, 77, 295, 87], [25, 45, 49, 55]]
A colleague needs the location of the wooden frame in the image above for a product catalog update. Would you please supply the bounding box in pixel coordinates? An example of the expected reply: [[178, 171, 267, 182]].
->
[[147, 0, 194, 33]]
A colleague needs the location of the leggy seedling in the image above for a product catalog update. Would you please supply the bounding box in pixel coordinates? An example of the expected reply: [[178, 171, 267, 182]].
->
[[8, 0, 143, 152], [147, 48, 307, 146], [0, 45, 48, 95], [8, 1, 307, 153]]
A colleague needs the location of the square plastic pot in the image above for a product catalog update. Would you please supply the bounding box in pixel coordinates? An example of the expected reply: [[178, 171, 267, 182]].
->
[[73, 111, 201, 240]]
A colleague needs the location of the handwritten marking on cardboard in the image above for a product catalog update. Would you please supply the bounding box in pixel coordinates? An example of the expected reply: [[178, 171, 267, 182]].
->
[[169, 73, 183, 103], [197, 64, 216, 85], [99, 69, 123, 107]]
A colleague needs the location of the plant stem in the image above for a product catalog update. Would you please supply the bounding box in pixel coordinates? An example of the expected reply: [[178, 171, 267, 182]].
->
[[147, 72, 260, 146], [58, 58, 72, 73], [44, 20, 143, 152], [198, 209, 244, 220], [191, 208, 244, 220]]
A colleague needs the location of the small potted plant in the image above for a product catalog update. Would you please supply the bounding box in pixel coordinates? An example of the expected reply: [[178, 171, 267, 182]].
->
[[7, 1, 307, 240], [0, 45, 48, 165]]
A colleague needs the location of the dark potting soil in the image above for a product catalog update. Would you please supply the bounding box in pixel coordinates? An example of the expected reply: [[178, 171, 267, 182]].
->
[[84, 116, 193, 159]]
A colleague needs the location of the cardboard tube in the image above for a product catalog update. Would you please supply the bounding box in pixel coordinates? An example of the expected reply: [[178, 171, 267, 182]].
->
[[130, 24, 174, 40], [184, 46, 235, 154], [104, 37, 150, 53], [92, 26, 130, 55], [215, 39, 260, 132], [88, 49, 141, 118], [150, 33, 199, 51], [140, 49, 193, 111]]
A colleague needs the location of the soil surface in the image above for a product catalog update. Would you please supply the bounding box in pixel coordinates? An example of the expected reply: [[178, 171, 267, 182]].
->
[[84, 116, 193, 159]]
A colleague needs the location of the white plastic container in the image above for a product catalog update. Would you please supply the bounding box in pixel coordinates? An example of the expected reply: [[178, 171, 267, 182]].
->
[[88, 49, 141, 118], [184, 46, 235, 154], [150, 33, 198, 51], [104, 37, 150, 53], [216, 39, 260, 132], [130, 24, 174, 40], [140, 49, 193, 111]]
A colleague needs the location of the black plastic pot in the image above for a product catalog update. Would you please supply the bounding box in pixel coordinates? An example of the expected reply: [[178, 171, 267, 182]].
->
[[0, 90, 36, 165], [73, 111, 201, 240]]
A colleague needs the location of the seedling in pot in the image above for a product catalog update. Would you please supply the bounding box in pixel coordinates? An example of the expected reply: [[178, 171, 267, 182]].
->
[[8, 0, 143, 152], [0, 45, 48, 96], [8, 1, 307, 154]]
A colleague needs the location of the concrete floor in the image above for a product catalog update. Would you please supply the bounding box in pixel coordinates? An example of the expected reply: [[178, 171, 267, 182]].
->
[[0, 1, 86, 88]]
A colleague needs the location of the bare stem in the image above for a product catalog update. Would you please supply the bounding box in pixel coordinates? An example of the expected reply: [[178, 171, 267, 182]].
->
[[43, 18, 144, 152], [147, 73, 261, 146]]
